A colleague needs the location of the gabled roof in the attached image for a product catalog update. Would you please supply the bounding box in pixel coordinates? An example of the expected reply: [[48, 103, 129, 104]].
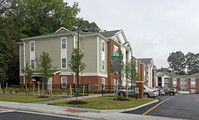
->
[[157, 71, 178, 77], [55, 27, 69, 33], [138, 58, 153, 65], [99, 30, 121, 38]]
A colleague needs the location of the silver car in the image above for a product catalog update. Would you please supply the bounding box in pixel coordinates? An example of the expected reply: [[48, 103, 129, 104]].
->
[[144, 85, 158, 98], [118, 86, 136, 96]]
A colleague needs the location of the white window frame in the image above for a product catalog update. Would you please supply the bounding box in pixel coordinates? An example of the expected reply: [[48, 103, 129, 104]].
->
[[102, 60, 105, 71], [62, 58, 66, 69], [61, 37, 67, 69], [102, 41, 105, 52], [191, 78, 196, 88], [62, 38, 66, 49], [102, 78, 105, 90], [61, 76, 67, 88], [30, 41, 35, 52], [30, 60, 34, 69]]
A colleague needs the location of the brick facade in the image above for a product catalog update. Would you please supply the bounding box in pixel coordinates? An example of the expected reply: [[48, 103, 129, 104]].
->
[[152, 69, 156, 87], [107, 39, 121, 87]]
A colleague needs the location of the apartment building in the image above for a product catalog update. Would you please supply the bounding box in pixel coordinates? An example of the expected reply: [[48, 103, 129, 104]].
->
[[18, 27, 132, 90], [139, 58, 156, 87], [133, 57, 156, 87], [156, 71, 199, 93]]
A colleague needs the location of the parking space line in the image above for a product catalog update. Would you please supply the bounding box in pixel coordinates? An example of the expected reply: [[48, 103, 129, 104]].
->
[[142, 97, 174, 115]]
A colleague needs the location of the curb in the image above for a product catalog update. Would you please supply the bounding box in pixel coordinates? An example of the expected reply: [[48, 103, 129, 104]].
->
[[0, 99, 159, 114], [55, 99, 159, 113]]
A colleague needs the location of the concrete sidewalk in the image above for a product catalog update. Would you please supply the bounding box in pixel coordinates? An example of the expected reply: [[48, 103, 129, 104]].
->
[[35, 94, 102, 104], [0, 100, 184, 120]]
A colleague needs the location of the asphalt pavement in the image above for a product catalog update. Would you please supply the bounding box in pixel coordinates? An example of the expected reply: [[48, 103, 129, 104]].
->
[[0, 111, 81, 120], [125, 94, 199, 120]]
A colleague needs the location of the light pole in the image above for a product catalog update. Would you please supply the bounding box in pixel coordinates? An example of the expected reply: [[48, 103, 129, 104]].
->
[[77, 25, 88, 86]]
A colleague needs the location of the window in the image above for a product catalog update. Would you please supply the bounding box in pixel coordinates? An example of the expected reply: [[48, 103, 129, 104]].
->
[[102, 78, 105, 90], [31, 60, 34, 69], [191, 78, 195, 82], [102, 41, 105, 52], [113, 45, 118, 56], [62, 38, 66, 49], [102, 60, 105, 71], [191, 78, 195, 88], [30, 42, 34, 51], [62, 58, 66, 68], [61, 76, 67, 88], [173, 78, 177, 87]]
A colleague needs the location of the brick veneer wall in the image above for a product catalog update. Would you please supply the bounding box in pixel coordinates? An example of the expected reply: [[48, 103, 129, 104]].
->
[[107, 39, 121, 87], [152, 69, 156, 87]]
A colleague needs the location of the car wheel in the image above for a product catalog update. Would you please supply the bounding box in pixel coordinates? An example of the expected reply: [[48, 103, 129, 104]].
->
[[120, 92, 125, 96], [144, 93, 149, 98], [169, 92, 174, 96]]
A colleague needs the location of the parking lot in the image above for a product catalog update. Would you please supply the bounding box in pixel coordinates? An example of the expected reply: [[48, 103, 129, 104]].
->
[[125, 94, 199, 120]]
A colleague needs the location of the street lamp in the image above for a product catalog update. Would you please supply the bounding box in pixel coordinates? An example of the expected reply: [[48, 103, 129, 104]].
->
[[77, 25, 88, 86]]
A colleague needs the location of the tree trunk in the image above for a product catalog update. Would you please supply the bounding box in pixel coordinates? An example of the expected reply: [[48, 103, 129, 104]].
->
[[42, 82, 45, 95]]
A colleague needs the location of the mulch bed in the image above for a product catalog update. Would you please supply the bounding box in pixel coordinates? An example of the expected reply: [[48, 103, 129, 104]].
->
[[67, 100, 88, 105], [113, 97, 130, 101], [38, 96, 49, 98]]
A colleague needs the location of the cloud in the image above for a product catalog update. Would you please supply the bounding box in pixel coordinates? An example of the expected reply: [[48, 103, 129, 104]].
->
[[67, 0, 199, 68]]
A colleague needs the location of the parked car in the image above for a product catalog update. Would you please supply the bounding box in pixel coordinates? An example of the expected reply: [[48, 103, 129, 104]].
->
[[143, 85, 158, 98], [164, 88, 177, 96], [195, 91, 199, 94], [118, 86, 136, 96], [118, 85, 158, 98], [155, 86, 165, 95]]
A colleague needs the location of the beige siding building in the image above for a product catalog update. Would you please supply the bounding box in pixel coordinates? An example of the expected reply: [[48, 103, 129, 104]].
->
[[18, 27, 132, 90]]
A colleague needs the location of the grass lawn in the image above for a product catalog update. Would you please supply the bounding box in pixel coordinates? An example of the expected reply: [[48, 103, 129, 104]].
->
[[49, 96, 155, 110], [0, 94, 63, 103]]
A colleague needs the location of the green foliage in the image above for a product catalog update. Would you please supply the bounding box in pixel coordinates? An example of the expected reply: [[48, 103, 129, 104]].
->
[[68, 48, 86, 86], [167, 51, 186, 75], [186, 52, 199, 75], [176, 85, 181, 91], [157, 67, 171, 73], [68, 48, 86, 74], [128, 59, 140, 85], [36, 51, 56, 95], [168, 80, 173, 88], [36, 52, 56, 82], [22, 62, 33, 87], [0, 0, 101, 85]]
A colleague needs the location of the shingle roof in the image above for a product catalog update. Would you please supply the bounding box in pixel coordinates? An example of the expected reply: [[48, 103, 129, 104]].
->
[[21, 27, 122, 41], [99, 30, 121, 38], [138, 58, 152, 65]]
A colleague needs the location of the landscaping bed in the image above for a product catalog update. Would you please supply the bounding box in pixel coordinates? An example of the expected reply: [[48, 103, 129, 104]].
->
[[49, 96, 155, 110]]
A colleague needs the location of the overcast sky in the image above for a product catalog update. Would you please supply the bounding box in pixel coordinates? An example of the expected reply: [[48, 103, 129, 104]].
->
[[66, 0, 199, 69]]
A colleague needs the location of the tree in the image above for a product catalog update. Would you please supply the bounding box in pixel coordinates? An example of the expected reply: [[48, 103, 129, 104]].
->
[[176, 85, 181, 91], [68, 48, 86, 86], [0, 66, 8, 88], [168, 80, 173, 88], [129, 59, 140, 85], [0, 0, 101, 86], [157, 67, 171, 73], [22, 62, 33, 88], [167, 51, 186, 75], [124, 62, 130, 98], [36, 52, 56, 95], [185, 52, 199, 75]]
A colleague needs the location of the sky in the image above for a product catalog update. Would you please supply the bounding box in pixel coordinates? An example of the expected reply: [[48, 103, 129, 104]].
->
[[66, 0, 199, 69]]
